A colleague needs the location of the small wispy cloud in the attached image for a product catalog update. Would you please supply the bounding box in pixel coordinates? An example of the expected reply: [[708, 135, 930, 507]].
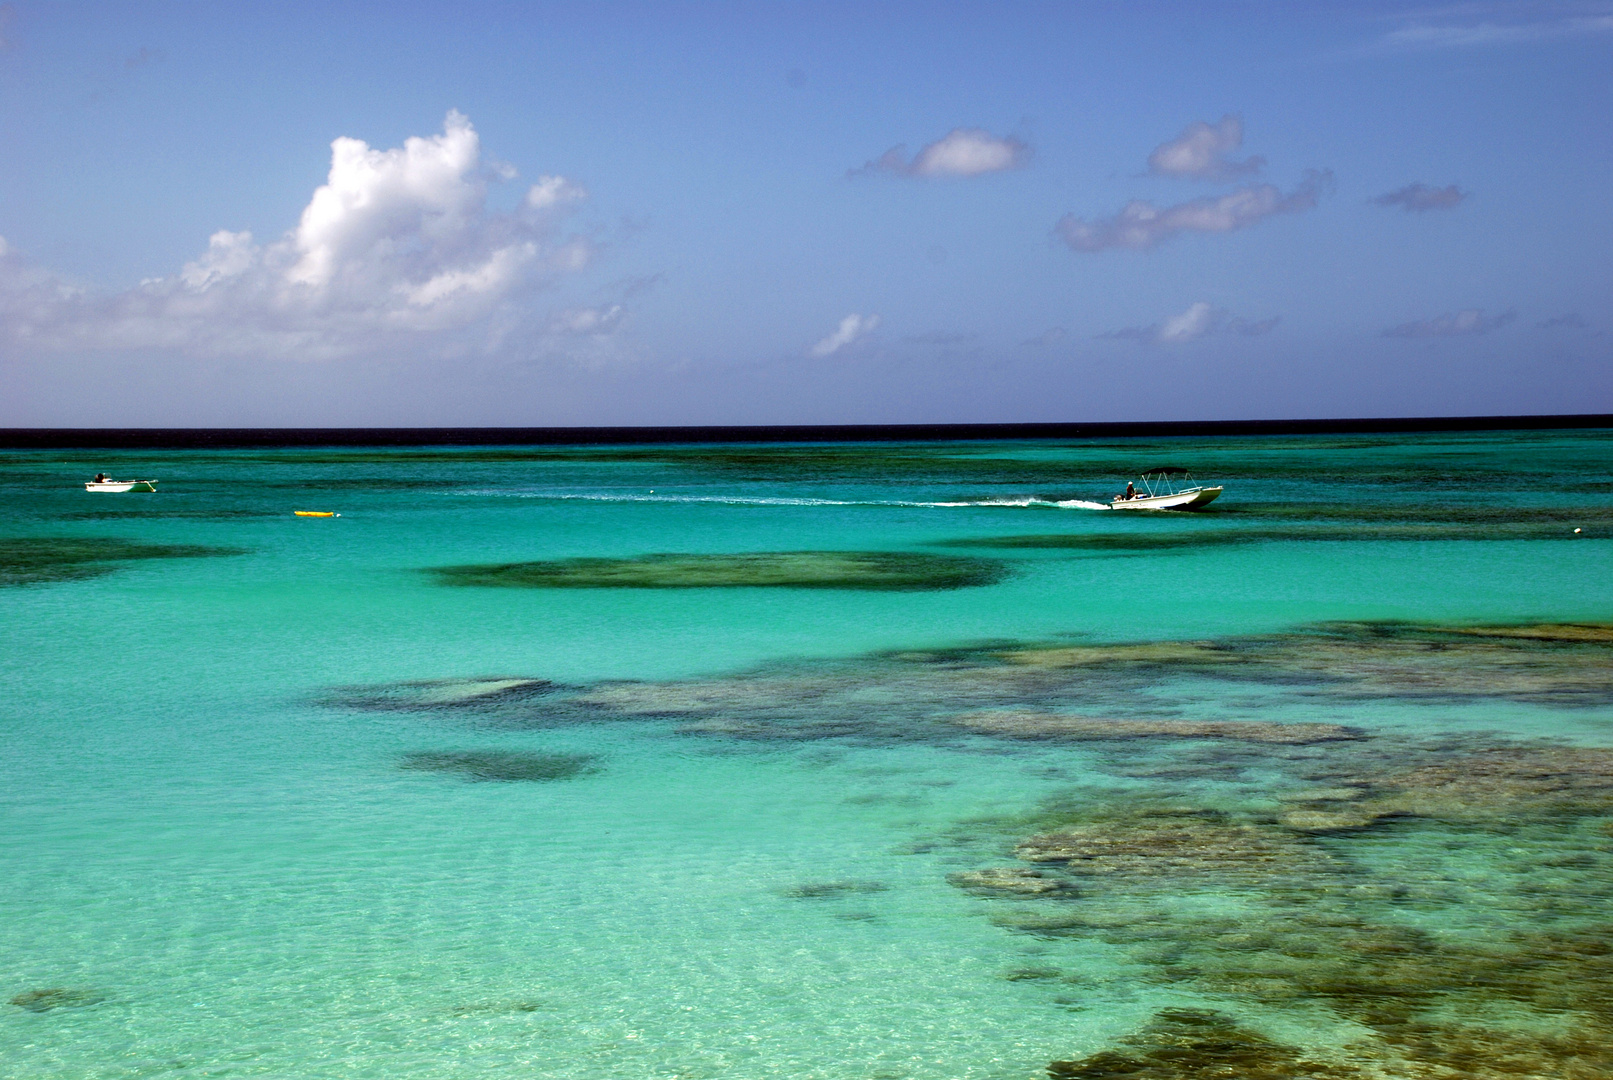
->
[[1536, 312, 1589, 330], [1056, 170, 1332, 253], [811, 313, 880, 356], [1102, 301, 1279, 345], [1373, 182, 1468, 211], [1382, 308, 1516, 338], [1381, 11, 1613, 50], [851, 128, 1030, 179], [525, 175, 587, 210], [549, 305, 623, 335], [1146, 114, 1264, 181]]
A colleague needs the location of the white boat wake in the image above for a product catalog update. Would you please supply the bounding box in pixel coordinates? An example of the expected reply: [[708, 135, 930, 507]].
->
[[453, 490, 1114, 510]]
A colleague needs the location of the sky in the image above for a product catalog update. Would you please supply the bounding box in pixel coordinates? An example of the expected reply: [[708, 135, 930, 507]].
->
[[0, 1, 1609, 427]]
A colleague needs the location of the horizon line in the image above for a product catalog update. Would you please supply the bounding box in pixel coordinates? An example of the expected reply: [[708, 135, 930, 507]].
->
[[2, 413, 1609, 449]]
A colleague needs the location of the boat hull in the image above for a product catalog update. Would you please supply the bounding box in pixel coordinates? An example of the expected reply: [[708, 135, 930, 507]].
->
[[1110, 485, 1222, 511], [84, 481, 157, 492]]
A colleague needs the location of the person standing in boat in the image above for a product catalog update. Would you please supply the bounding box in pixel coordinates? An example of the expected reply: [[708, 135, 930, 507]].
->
[[1123, 481, 1136, 501]]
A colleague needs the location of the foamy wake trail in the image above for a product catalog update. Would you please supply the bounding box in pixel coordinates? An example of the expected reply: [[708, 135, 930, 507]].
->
[[922, 496, 1108, 510], [454, 490, 1114, 509], [456, 491, 872, 506]]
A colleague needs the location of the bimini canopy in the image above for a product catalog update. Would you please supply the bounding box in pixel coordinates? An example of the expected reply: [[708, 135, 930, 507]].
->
[[1137, 466, 1194, 476]]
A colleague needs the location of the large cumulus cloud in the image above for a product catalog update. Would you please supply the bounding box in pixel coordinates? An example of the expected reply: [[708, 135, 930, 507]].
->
[[0, 111, 591, 360]]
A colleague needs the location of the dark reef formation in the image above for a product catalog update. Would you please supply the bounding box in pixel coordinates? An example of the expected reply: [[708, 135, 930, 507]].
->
[[778, 880, 890, 899], [323, 622, 1613, 739], [326, 677, 557, 714], [1014, 808, 1341, 882], [938, 742, 1613, 1079], [0, 537, 244, 587], [399, 750, 599, 782], [1047, 1008, 1361, 1080], [428, 550, 1007, 591], [9, 988, 105, 1012], [318, 619, 1613, 1077], [950, 710, 1363, 745]]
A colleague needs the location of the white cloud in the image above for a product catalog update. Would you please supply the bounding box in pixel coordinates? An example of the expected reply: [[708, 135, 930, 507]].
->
[[0, 111, 591, 359], [1373, 182, 1468, 211], [179, 230, 259, 290], [1157, 302, 1222, 343], [811, 313, 880, 356], [1147, 115, 1264, 180], [1382, 308, 1516, 338], [550, 304, 624, 335], [1103, 301, 1279, 345], [1057, 171, 1331, 253], [851, 128, 1029, 178], [525, 175, 587, 210], [1381, 12, 1613, 49]]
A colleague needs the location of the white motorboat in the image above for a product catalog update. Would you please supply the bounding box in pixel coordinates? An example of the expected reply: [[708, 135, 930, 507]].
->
[[1109, 467, 1221, 511], [85, 474, 157, 492]]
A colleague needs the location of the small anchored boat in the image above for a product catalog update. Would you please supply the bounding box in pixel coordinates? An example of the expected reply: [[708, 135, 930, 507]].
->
[[1110, 467, 1221, 511], [85, 474, 157, 492]]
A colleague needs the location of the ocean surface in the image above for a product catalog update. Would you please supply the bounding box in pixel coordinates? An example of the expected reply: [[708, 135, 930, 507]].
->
[[3, 429, 1612, 1079]]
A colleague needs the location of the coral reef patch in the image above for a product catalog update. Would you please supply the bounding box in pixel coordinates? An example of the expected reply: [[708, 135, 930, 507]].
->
[[1047, 1008, 1360, 1080], [428, 551, 1007, 590], [1014, 809, 1340, 882], [319, 618, 1613, 1076], [950, 710, 1363, 745], [322, 622, 1613, 745], [0, 537, 244, 587], [994, 621, 1613, 707], [948, 867, 1074, 896], [325, 677, 556, 714], [943, 740, 1613, 1079], [399, 750, 599, 782], [779, 880, 890, 899], [9, 988, 105, 1012]]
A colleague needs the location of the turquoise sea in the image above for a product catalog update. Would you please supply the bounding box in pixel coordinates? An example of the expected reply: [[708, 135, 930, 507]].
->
[[3, 429, 1612, 1079]]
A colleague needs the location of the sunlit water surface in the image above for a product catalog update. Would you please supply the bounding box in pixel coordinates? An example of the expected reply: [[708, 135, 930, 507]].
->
[[3, 431, 1612, 1079]]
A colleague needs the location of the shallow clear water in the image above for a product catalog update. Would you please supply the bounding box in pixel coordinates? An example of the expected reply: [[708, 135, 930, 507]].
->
[[3, 431, 1612, 1078]]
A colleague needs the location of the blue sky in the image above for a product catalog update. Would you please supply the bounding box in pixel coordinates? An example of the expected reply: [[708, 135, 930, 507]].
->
[[0, 1, 1609, 426]]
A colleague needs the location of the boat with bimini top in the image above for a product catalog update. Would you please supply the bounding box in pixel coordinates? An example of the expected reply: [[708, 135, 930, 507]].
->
[[1110, 467, 1221, 511]]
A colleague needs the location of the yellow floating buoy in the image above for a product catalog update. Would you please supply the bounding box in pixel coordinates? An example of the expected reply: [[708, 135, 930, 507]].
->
[[294, 511, 338, 517]]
